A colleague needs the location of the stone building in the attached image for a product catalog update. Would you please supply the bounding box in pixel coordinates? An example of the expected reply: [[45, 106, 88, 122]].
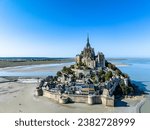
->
[[76, 36, 105, 69]]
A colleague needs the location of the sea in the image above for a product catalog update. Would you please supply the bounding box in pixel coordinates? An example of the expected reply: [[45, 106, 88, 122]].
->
[[109, 58, 150, 92]]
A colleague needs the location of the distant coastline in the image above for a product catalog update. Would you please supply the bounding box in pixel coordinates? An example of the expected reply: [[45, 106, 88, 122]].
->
[[0, 57, 74, 68]]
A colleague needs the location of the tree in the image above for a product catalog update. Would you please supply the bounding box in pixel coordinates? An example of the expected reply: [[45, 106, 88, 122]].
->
[[115, 69, 122, 75], [108, 63, 117, 70], [111, 64, 117, 70], [119, 79, 134, 95], [62, 66, 74, 75], [70, 65, 74, 68], [108, 63, 112, 69], [57, 71, 62, 77], [62, 66, 67, 72], [105, 71, 112, 81], [98, 69, 105, 77]]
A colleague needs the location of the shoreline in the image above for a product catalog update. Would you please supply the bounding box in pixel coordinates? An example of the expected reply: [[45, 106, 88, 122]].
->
[[139, 95, 150, 113], [135, 96, 146, 113], [138, 98, 146, 113]]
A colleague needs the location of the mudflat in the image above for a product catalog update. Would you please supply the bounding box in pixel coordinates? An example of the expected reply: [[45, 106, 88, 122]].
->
[[0, 77, 146, 113]]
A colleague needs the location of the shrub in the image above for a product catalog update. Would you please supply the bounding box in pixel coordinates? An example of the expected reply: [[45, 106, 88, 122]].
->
[[115, 69, 122, 75], [57, 71, 62, 77], [105, 71, 112, 81]]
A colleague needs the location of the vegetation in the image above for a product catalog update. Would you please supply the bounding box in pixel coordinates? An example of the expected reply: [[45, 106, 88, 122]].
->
[[76, 62, 90, 70], [100, 75, 105, 82], [106, 60, 129, 78], [91, 73, 96, 81], [62, 66, 74, 75], [70, 65, 75, 69], [115, 69, 122, 75], [98, 69, 105, 76], [105, 71, 112, 81], [113, 79, 134, 96], [56, 71, 62, 77], [55, 59, 136, 97], [108, 63, 117, 70]]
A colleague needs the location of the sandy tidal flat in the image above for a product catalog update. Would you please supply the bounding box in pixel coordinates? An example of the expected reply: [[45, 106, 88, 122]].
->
[[0, 79, 146, 113]]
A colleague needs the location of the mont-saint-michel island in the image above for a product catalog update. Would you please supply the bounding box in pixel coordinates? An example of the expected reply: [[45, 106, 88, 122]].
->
[[34, 37, 144, 108], [0, 36, 149, 113]]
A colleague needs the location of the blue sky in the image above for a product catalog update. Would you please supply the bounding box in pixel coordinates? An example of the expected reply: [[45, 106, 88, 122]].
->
[[0, 0, 150, 58]]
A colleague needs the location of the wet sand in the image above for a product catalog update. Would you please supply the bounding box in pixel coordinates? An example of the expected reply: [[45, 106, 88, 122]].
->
[[140, 95, 150, 113], [0, 78, 146, 113]]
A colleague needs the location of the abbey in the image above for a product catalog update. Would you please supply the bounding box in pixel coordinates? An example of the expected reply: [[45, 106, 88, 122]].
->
[[76, 36, 105, 69]]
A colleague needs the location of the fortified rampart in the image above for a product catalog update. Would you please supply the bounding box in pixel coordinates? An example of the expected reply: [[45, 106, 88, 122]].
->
[[35, 88, 114, 107]]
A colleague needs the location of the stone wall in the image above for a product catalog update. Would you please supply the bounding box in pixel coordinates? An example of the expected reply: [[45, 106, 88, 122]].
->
[[40, 89, 114, 106], [88, 95, 102, 105], [101, 89, 114, 107], [43, 90, 60, 102], [68, 95, 88, 103], [101, 95, 114, 107]]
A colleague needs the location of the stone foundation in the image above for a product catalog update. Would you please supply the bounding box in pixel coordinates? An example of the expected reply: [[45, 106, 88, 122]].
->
[[88, 95, 102, 105], [101, 95, 114, 107], [35, 89, 114, 106], [101, 89, 114, 107], [43, 90, 60, 102]]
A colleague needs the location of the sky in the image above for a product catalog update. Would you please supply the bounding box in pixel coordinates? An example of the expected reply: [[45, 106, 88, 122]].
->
[[0, 0, 150, 58]]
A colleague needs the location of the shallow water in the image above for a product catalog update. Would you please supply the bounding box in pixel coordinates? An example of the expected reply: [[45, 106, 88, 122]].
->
[[111, 58, 150, 113], [115, 58, 150, 91], [0, 62, 74, 77]]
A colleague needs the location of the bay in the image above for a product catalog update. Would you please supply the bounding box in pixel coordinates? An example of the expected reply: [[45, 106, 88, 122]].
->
[[0, 58, 150, 112]]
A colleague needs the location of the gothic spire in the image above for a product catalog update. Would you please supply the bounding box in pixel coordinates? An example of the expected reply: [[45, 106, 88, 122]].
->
[[86, 34, 91, 48]]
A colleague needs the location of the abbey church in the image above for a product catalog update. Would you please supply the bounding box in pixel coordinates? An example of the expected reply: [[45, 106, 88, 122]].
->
[[76, 36, 105, 69]]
